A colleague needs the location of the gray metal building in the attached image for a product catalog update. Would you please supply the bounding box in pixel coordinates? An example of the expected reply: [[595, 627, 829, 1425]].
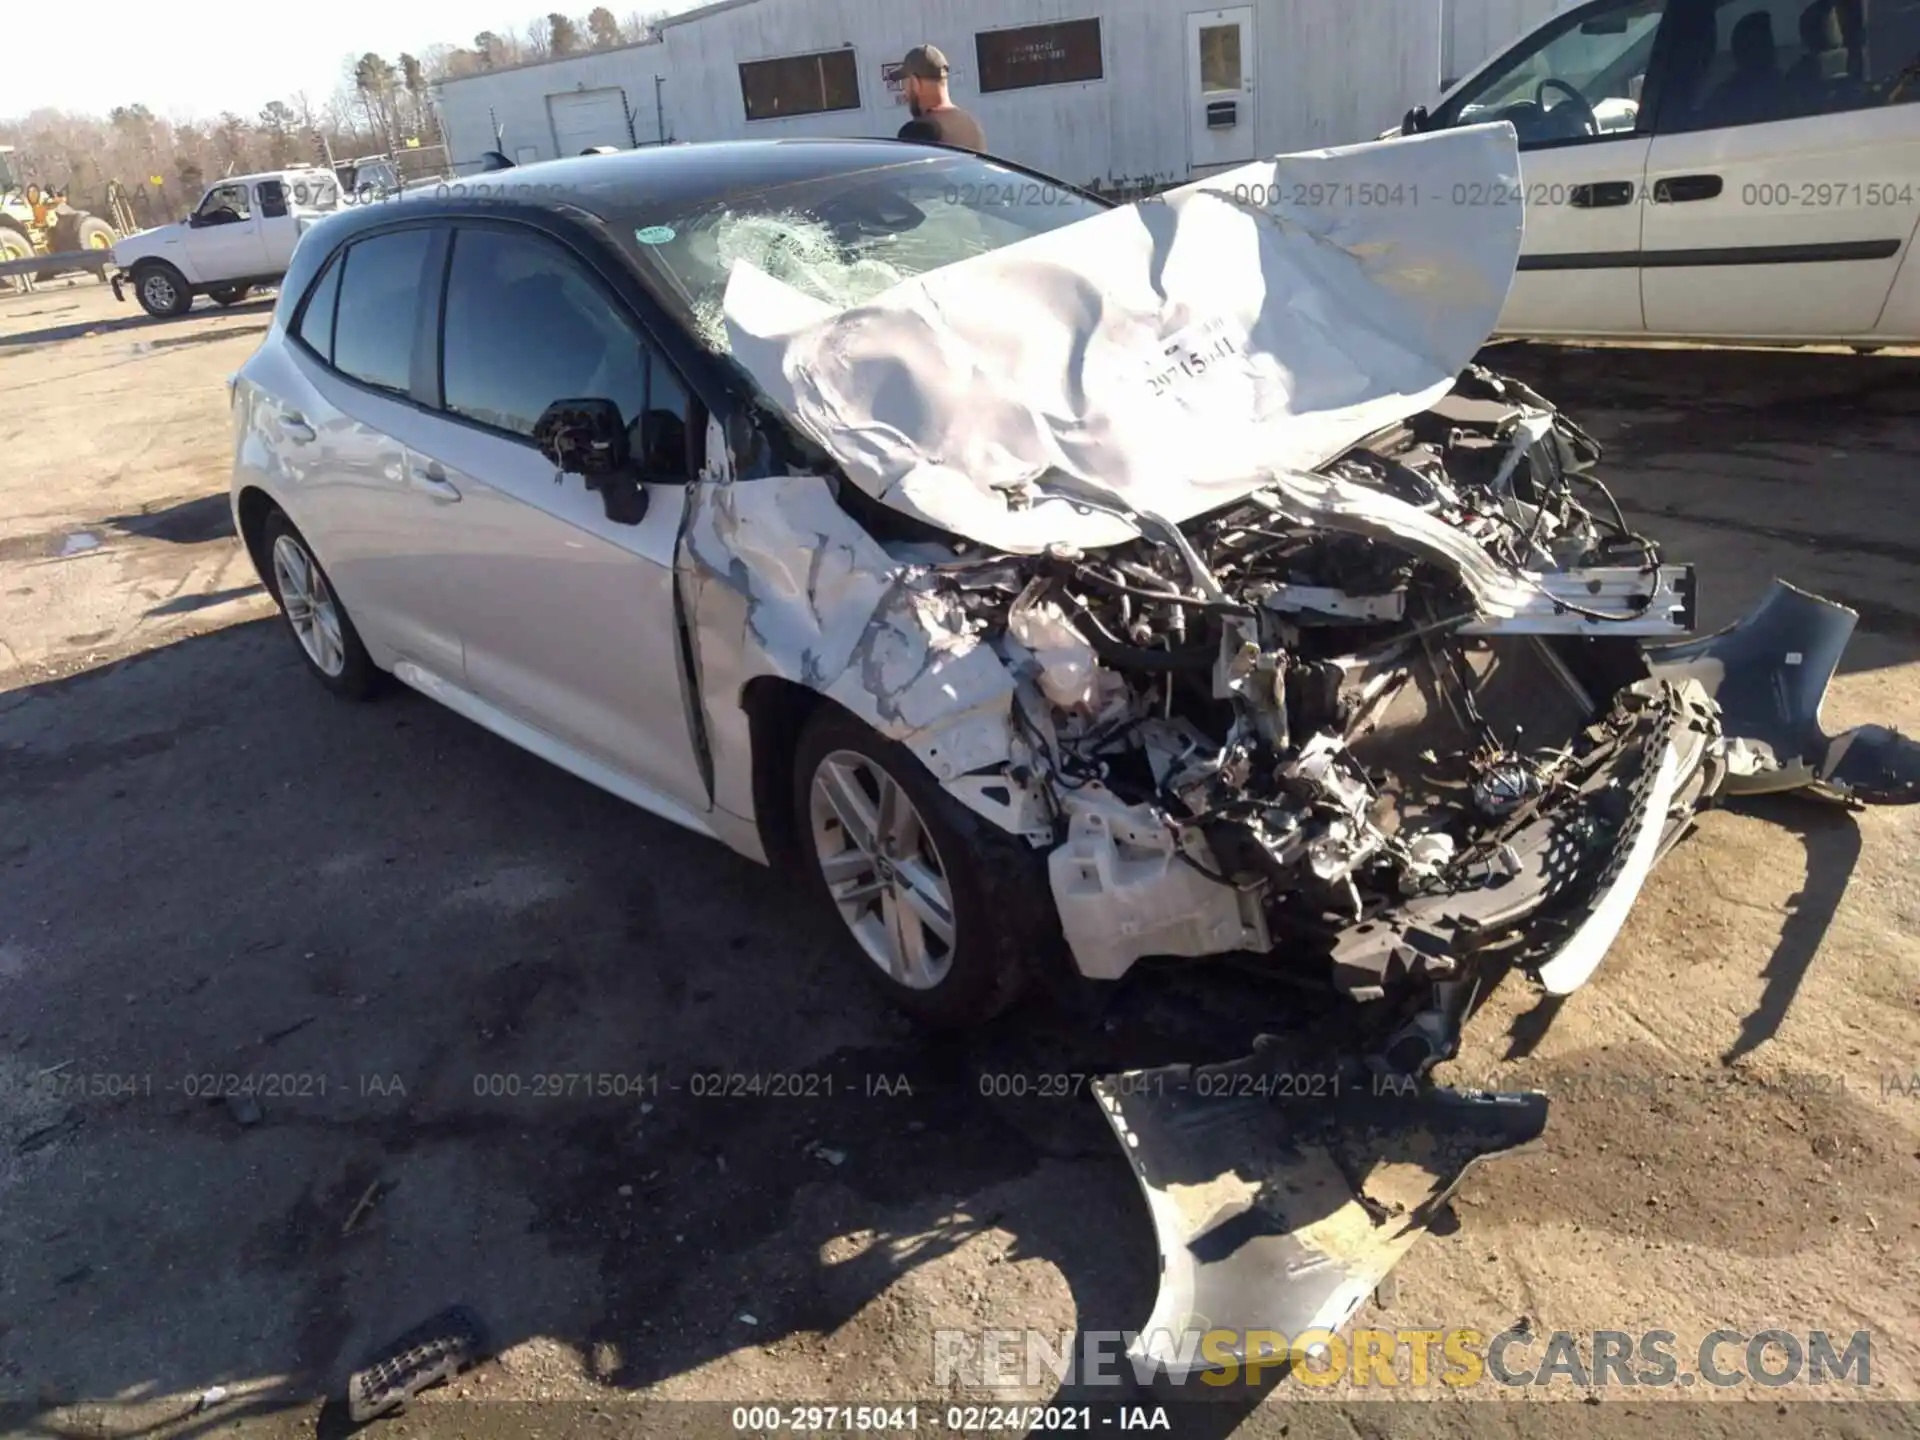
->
[[433, 0, 1569, 191]]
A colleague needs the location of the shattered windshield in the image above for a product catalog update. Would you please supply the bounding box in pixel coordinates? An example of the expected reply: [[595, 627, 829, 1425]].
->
[[620, 153, 1110, 354]]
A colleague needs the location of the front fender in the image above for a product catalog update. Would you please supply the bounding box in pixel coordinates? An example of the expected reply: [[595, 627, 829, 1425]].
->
[[113, 223, 198, 281], [675, 472, 1027, 839]]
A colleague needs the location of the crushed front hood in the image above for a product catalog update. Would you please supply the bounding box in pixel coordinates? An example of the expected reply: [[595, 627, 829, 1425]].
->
[[723, 123, 1524, 553]]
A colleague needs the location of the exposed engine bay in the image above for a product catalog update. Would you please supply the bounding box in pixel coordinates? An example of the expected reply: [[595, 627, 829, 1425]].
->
[[888, 359, 1915, 1053]]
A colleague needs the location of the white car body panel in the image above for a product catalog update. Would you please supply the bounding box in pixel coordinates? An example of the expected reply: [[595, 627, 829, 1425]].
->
[[398, 414, 711, 815], [1641, 104, 1920, 338], [1500, 135, 1653, 335], [722, 123, 1524, 553]]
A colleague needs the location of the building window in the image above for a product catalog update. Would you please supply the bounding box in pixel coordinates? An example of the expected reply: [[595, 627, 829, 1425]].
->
[[740, 48, 861, 121], [976, 19, 1104, 93]]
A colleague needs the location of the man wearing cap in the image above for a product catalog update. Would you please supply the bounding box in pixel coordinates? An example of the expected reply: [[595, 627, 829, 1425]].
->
[[896, 45, 986, 152]]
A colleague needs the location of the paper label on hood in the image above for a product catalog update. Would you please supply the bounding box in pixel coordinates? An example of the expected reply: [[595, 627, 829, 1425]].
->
[[1143, 316, 1247, 406]]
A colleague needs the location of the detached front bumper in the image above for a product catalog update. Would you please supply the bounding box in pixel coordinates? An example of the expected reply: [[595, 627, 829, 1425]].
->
[[1649, 579, 1919, 805], [1095, 1053, 1547, 1382]]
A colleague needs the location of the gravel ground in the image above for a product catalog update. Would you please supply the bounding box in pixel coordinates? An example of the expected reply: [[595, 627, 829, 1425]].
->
[[1, 284, 1915, 1439]]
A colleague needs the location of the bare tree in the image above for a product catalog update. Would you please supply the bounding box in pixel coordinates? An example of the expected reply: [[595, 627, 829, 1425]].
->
[[619, 9, 666, 42], [398, 54, 428, 140], [257, 101, 299, 167], [522, 19, 552, 60], [352, 53, 398, 153], [587, 6, 621, 47], [473, 30, 506, 69]]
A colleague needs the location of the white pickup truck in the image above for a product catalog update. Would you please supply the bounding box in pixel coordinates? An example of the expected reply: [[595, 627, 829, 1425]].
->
[[111, 168, 339, 317]]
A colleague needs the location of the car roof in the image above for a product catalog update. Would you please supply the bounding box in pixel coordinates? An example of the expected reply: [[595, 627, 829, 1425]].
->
[[211, 168, 335, 187], [450, 138, 1043, 218]]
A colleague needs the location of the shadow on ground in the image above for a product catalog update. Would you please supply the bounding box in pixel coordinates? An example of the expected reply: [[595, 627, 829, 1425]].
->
[[0, 296, 274, 349], [0, 622, 1332, 1434], [106, 493, 236, 545], [1483, 342, 1920, 674]]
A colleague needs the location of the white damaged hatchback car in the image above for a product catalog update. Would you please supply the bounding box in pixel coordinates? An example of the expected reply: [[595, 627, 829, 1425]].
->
[[231, 129, 1916, 1372]]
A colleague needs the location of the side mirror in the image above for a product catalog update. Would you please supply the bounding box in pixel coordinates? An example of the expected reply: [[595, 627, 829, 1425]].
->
[[1402, 104, 1431, 135], [534, 398, 648, 524]]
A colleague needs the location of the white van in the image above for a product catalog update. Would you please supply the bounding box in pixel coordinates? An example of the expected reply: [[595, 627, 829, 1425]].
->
[[1401, 0, 1920, 345]]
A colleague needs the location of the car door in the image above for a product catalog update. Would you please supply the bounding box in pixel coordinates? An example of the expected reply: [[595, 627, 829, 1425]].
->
[[271, 222, 467, 681], [253, 178, 300, 270], [188, 181, 271, 280], [401, 219, 710, 817], [1430, 0, 1675, 337], [1640, 0, 1920, 338]]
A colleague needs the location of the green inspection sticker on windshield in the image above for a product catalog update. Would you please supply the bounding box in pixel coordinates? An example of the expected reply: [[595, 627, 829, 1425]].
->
[[634, 225, 676, 245]]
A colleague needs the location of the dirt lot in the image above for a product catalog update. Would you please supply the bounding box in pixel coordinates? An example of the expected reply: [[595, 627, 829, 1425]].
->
[[1, 282, 1916, 1440]]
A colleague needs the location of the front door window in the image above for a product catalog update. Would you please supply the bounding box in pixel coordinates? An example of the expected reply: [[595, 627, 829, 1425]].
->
[[1446, 0, 1669, 145], [196, 183, 253, 225]]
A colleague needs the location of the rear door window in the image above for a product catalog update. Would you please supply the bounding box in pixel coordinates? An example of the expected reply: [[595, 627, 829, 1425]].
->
[[1659, 0, 1920, 131], [331, 228, 432, 395]]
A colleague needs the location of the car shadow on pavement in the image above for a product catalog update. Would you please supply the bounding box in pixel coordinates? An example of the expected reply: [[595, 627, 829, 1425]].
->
[[136, 320, 272, 353], [1483, 341, 1920, 676], [1718, 793, 1864, 1065], [0, 621, 1325, 1432], [0, 296, 275, 349], [106, 493, 236, 545]]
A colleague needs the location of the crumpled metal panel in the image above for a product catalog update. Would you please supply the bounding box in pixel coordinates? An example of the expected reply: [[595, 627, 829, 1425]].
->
[[1095, 1041, 1548, 1382], [675, 473, 1019, 827], [722, 124, 1524, 552]]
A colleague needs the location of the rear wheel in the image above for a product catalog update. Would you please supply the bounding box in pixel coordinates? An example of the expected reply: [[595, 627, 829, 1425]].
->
[[262, 510, 382, 700], [132, 262, 192, 318], [208, 284, 251, 306], [794, 706, 1056, 1027]]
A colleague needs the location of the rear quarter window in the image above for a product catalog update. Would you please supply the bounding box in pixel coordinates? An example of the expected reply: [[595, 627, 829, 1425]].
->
[[295, 252, 343, 362]]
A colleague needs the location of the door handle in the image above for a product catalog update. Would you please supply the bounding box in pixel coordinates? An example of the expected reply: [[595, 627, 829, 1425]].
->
[[410, 458, 462, 502], [1653, 174, 1723, 203], [1569, 181, 1635, 208], [282, 414, 315, 444]]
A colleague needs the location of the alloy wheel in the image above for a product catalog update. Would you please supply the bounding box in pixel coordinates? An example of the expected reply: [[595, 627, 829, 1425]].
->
[[271, 533, 347, 677], [808, 750, 957, 990]]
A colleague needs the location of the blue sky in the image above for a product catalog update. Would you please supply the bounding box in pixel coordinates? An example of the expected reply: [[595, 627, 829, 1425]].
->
[[8, 0, 707, 121]]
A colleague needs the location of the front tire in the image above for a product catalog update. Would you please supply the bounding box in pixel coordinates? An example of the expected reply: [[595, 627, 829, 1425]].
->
[[262, 510, 382, 700], [132, 262, 192, 317], [208, 283, 251, 306], [793, 706, 1056, 1027]]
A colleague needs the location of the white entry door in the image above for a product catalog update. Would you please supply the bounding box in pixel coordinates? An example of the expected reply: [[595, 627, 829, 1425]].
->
[[1188, 8, 1256, 173]]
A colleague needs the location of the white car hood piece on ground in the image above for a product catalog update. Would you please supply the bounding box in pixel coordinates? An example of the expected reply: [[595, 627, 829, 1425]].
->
[[723, 122, 1524, 553]]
